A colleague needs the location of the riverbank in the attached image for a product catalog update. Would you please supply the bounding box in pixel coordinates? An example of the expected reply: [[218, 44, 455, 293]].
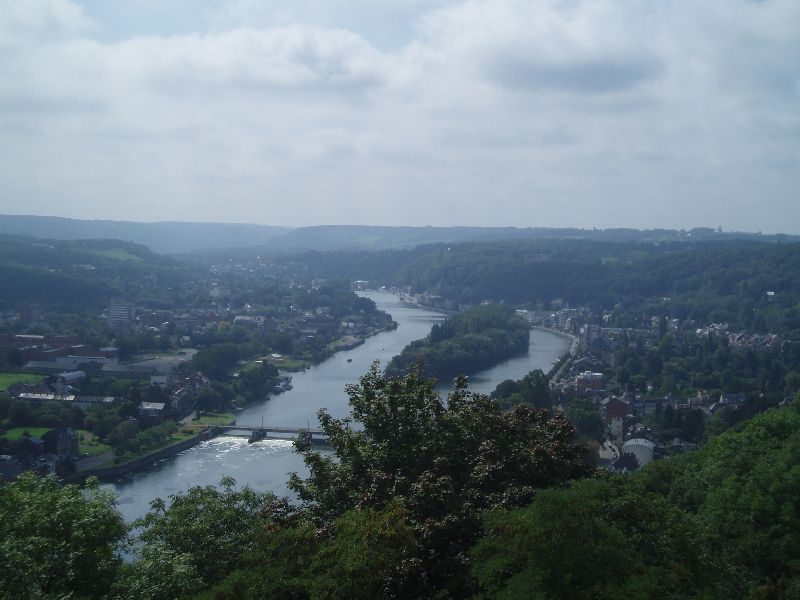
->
[[101, 291, 572, 524], [529, 327, 578, 382], [67, 428, 215, 483], [396, 294, 458, 315], [266, 323, 397, 373], [327, 335, 364, 352], [531, 326, 579, 355]]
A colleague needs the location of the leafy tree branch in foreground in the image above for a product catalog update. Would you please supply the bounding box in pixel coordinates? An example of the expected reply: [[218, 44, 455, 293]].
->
[[289, 362, 592, 593]]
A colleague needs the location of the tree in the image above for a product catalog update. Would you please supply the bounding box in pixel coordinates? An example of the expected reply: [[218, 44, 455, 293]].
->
[[289, 362, 591, 593], [494, 369, 552, 410], [0, 474, 125, 598], [0, 392, 9, 420], [308, 502, 423, 599], [522, 368, 552, 409], [565, 399, 606, 442], [131, 477, 279, 590], [471, 477, 712, 599], [7, 398, 33, 426], [5, 347, 23, 367]]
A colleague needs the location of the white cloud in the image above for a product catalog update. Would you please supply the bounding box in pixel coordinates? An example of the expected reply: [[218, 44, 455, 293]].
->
[[0, 0, 96, 47], [0, 0, 798, 232]]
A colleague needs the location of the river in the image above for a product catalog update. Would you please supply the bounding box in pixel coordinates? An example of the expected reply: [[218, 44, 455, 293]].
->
[[105, 291, 569, 523]]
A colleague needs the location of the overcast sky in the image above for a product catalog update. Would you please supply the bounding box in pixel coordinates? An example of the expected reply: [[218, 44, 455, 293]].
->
[[0, 0, 798, 232]]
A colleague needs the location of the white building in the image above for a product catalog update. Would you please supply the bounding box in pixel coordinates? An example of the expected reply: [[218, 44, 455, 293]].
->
[[108, 300, 136, 324], [621, 438, 656, 468]]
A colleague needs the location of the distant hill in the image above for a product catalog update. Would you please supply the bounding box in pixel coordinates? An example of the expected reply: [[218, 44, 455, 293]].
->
[[0, 235, 205, 309], [1, 216, 795, 256], [230, 225, 798, 256], [0, 215, 289, 254]]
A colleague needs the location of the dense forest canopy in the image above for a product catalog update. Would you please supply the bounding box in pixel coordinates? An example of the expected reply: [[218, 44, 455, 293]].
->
[[386, 304, 530, 379], [271, 238, 800, 335], [0, 235, 206, 310]]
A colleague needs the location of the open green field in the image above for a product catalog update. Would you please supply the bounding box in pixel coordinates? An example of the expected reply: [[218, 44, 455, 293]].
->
[[80, 247, 143, 262], [76, 430, 112, 457], [197, 412, 235, 426], [0, 427, 51, 440], [95, 432, 198, 469], [265, 356, 309, 372], [1, 427, 112, 457], [0, 372, 42, 390]]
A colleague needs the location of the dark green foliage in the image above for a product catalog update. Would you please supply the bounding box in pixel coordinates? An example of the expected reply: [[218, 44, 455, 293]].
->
[[0, 235, 206, 310], [389, 240, 800, 333], [613, 332, 796, 399], [198, 522, 320, 600], [113, 420, 177, 456], [289, 363, 592, 593], [0, 474, 125, 599], [289, 279, 384, 320], [471, 477, 710, 599], [128, 477, 283, 595], [474, 400, 800, 599], [492, 369, 552, 410], [650, 402, 800, 596], [191, 343, 243, 380], [387, 304, 530, 379], [0, 262, 112, 310], [279, 238, 800, 337], [307, 502, 423, 599], [564, 398, 606, 442], [7, 398, 34, 426]]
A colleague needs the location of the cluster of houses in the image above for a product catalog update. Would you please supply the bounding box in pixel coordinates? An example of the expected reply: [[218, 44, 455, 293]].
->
[[395, 288, 470, 312], [104, 292, 387, 357], [694, 323, 779, 349], [8, 368, 212, 426], [551, 352, 755, 473], [0, 427, 80, 480], [1, 369, 215, 481]]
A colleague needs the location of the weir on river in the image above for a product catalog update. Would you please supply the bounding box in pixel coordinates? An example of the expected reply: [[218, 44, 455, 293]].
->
[[104, 291, 570, 523], [213, 425, 328, 446]]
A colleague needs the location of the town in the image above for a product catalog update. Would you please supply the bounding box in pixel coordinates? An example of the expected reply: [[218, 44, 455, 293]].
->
[[393, 282, 796, 473], [0, 271, 395, 481]]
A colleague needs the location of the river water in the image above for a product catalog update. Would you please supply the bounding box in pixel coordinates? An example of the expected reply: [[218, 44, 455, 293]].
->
[[106, 291, 569, 523]]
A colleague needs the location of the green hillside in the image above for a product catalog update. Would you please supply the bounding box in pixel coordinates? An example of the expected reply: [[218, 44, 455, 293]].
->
[[0, 235, 204, 309]]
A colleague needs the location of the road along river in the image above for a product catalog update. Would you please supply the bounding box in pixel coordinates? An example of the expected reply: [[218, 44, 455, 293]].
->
[[105, 291, 569, 523]]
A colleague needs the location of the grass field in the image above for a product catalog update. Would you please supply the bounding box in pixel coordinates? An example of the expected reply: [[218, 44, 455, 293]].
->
[[265, 356, 309, 372], [0, 427, 51, 440], [1, 427, 113, 457], [0, 372, 42, 391], [76, 430, 112, 457], [95, 432, 198, 469], [197, 412, 235, 426]]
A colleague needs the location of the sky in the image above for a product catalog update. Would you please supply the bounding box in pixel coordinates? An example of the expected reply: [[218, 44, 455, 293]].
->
[[0, 0, 798, 232]]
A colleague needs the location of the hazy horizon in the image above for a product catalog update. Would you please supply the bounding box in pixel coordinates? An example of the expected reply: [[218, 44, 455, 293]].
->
[[2, 213, 796, 240], [1, 1, 798, 233]]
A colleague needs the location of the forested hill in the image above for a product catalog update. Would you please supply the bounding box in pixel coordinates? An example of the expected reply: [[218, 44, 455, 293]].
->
[[0, 235, 204, 309], [275, 239, 800, 335], [207, 224, 798, 256], [0, 215, 288, 254], [386, 304, 530, 379], [3, 215, 796, 255], [394, 240, 800, 332]]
